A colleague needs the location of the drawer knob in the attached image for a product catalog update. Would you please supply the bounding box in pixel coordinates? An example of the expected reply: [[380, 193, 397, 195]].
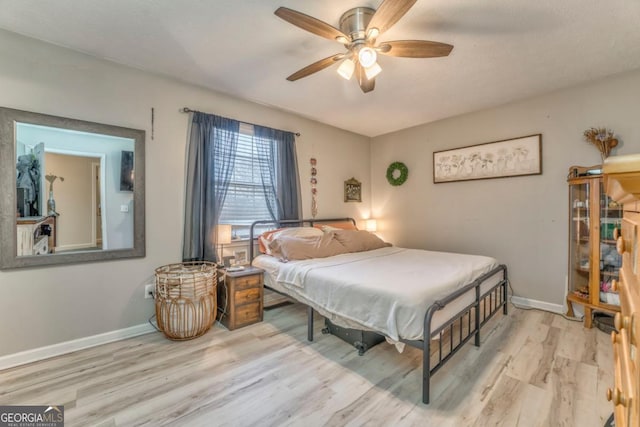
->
[[613, 227, 621, 240], [615, 312, 631, 331], [616, 236, 625, 254], [606, 387, 627, 407]]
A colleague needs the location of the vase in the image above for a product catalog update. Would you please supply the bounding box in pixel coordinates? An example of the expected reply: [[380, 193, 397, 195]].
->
[[47, 191, 56, 216]]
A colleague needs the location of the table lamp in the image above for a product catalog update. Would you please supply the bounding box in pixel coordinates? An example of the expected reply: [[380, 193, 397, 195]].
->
[[365, 219, 377, 233], [215, 224, 232, 265]]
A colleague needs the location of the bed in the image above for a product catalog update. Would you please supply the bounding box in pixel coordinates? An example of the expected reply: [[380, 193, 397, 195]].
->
[[249, 218, 508, 404]]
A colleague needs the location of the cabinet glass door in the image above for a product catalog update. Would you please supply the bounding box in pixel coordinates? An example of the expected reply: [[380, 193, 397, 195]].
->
[[599, 181, 622, 307], [569, 181, 590, 303]]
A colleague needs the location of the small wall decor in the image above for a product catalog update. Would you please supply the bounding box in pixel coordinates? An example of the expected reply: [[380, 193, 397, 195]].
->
[[433, 134, 542, 183], [344, 177, 362, 203], [583, 127, 618, 161], [233, 249, 248, 266], [310, 158, 318, 217], [386, 161, 409, 186]]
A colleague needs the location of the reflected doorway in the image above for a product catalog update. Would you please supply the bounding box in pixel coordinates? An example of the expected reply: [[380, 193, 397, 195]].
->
[[45, 149, 106, 252]]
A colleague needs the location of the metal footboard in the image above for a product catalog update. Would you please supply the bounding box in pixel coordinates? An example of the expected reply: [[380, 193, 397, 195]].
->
[[407, 264, 508, 404]]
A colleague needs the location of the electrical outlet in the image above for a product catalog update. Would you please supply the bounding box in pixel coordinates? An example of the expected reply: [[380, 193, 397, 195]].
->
[[144, 284, 154, 299]]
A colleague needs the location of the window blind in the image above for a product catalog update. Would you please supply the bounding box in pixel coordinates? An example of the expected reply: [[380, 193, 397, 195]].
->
[[218, 125, 276, 236]]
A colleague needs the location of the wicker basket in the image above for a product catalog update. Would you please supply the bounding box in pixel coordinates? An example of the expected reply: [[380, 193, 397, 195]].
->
[[154, 261, 217, 340]]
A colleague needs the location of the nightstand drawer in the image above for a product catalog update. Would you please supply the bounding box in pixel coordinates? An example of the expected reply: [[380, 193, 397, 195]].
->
[[235, 287, 261, 304], [232, 274, 262, 289], [234, 302, 261, 326]]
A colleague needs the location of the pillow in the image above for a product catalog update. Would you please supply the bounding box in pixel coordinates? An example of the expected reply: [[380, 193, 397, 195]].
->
[[332, 230, 391, 253], [268, 233, 349, 261], [313, 221, 358, 232], [258, 226, 323, 254]]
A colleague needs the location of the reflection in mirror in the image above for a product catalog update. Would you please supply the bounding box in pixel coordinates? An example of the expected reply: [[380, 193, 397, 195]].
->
[[0, 107, 145, 269]]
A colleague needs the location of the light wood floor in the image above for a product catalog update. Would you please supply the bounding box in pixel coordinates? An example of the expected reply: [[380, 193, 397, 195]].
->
[[0, 304, 614, 427]]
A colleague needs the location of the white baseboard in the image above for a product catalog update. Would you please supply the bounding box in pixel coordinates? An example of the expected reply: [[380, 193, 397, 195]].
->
[[510, 296, 564, 314], [0, 323, 156, 371]]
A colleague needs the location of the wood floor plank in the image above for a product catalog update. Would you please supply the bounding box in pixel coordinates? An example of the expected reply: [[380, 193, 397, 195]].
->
[[0, 304, 615, 426]]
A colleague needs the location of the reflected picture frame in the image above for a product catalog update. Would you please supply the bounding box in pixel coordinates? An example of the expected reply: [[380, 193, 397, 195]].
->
[[120, 150, 134, 192]]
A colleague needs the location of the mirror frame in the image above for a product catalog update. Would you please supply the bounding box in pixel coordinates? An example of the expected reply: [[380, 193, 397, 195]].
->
[[0, 107, 145, 269]]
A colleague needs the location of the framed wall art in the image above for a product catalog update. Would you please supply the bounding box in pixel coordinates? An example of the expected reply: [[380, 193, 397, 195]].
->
[[433, 134, 542, 183], [344, 177, 362, 203]]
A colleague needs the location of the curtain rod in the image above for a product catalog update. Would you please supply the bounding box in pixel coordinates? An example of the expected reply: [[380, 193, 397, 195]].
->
[[180, 107, 301, 137]]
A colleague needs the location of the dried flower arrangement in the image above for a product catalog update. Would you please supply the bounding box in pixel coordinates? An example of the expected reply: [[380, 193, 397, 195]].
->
[[583, 127, 618, 161]]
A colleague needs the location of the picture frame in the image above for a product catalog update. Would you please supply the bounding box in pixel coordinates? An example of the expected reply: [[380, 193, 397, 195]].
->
[[433, 134, 542, 183], [233, 249, 248, 266], [344, 177, 362, 203]]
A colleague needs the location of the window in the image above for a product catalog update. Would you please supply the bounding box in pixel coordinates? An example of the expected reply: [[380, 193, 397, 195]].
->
[[218, 124, 276, 238]]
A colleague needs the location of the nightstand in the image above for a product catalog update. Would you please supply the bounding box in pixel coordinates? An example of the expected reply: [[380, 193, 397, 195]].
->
[[217, 266, 264, 330]]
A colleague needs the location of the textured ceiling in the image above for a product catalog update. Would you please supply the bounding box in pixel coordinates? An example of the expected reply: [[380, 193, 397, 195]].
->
[[0, 0, 639, 137]]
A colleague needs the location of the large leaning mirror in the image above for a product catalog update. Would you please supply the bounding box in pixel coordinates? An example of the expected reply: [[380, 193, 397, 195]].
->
[[0, 107, 145, 269]]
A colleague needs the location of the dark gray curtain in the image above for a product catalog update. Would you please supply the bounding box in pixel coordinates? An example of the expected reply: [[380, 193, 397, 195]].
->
[[254, 126, 302, 221], [182, 112, 239, 262]]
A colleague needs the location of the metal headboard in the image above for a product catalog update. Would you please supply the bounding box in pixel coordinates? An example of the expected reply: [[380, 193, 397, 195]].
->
[[248, 217, 357, 264]]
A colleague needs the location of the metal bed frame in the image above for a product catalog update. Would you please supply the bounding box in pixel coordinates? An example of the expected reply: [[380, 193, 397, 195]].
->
[[249, 218, 508, 404]]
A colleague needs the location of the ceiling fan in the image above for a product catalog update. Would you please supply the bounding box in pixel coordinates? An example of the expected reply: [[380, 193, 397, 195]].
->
[[274, 0, 453, 93]]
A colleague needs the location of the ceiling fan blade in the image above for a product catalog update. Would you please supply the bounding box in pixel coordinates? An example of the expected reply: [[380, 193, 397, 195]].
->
[[366, 0, 417, 35], [378, 40, 453, 58], [286, 53, 346, 81], [355, 64, 375, 93], [275, 7, 349, 42]]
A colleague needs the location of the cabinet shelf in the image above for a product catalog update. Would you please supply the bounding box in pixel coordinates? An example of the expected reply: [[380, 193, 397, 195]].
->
[[600, 270, 619, 278], [567, 293, 619, 315]]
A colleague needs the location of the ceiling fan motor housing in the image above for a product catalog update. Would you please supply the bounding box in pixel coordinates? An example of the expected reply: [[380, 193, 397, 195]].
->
[[339, 7, 375, 42]]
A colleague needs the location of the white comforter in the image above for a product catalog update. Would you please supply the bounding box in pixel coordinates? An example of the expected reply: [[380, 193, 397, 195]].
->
[[264, 246, 499, 341]]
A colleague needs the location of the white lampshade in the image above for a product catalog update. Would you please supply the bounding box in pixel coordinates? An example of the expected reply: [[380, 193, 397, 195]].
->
[[215, 224, 232, 245], [358, 47, 377, 68], [337, 58, 355, 80], [364, 62, 382, 80], [365, 219, 377, 232]]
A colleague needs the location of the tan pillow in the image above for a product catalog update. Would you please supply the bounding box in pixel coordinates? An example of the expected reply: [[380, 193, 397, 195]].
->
[[313, 221, 358, 232], [268, 233, 348, 261], [332, 230, 391, 253], [259, 227, 323, 255]]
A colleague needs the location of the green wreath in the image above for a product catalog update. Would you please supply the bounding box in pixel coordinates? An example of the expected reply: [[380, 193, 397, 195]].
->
[[386, 162, 409, 186]]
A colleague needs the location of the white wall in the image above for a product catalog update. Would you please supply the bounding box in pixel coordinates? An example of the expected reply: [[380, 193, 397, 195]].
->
[[371, 69, 640, 306], [0, 29, 370, 357]]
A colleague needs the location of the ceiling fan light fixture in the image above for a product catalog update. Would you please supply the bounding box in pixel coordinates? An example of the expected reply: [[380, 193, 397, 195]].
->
[[337, 58, 355, 80], [275, 1, 454, 93], [364, 62, 382, 80], [358, 47, 377, 68], [366, 28, 380, 40]]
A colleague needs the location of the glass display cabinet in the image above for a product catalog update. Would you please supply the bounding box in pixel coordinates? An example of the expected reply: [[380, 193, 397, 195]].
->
[[567, 166, 622, 327]]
